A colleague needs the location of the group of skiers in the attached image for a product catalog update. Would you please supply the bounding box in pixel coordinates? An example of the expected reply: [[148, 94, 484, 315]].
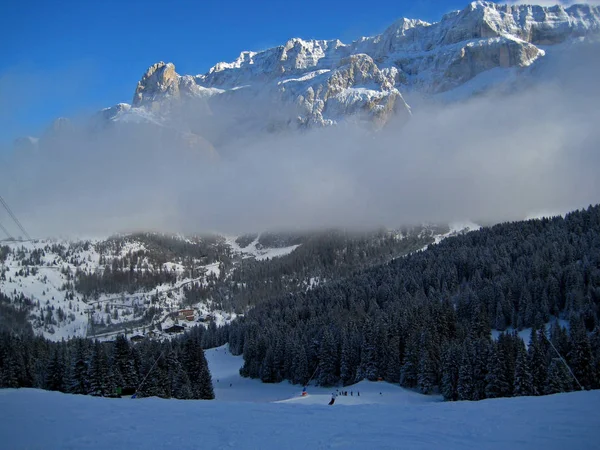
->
[[329, 389, 360, 405], [334, 389, 358, 397]]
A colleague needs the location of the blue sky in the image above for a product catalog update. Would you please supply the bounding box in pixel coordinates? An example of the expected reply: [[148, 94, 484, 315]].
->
[[1, 0, 478, 145]]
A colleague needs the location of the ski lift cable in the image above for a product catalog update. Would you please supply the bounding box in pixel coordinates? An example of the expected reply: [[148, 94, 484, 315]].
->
[[542, 330, 584, 391], [0, 219, 14, 241], [0, 194, 31, 241], [132, 349, 165, 398], [305, 363, 320, 387]]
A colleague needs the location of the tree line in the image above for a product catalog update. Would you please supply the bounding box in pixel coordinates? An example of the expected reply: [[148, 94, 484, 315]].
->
[[0, 326, 216, 400]]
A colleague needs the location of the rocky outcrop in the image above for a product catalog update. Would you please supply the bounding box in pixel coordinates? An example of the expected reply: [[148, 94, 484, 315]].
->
[[132, 62, 179, 109], [100, 103, 131, 121], [288, 54, 409, 127], [121, 1, 599, 130], [15, 2, 600, 150]]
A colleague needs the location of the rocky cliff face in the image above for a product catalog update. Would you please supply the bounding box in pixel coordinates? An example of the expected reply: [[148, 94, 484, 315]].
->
[[125, 1, 599, 129], [14, 2, 600, 151]]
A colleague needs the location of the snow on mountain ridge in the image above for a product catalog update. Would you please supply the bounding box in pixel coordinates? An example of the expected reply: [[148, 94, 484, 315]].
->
[[12, 2, 600, 148], [124, 1, 598, 130]]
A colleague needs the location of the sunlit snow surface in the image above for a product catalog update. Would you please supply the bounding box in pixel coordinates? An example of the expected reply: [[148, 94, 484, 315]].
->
[[1, 345, 599, 449]]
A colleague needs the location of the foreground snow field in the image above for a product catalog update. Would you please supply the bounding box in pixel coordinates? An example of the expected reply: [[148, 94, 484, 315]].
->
[[1, 388, 598, 449], [1, 345, 599, 449]]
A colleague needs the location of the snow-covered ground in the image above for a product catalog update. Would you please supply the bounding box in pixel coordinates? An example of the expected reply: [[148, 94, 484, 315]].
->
[[0, 234, 297, 341], [1, 351, 598, 449], [1, 344, 599, 449], [206, 345, 440, 405], [491, 319, 570, 346], [223, 235, 300, 261]]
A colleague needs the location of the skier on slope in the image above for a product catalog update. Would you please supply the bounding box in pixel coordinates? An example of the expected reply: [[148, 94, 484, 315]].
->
[[328, 392, 336, 405]]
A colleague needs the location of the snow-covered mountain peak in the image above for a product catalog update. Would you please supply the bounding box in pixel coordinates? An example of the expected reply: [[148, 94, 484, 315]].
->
[[207, 50, 258, 75], [13, 2, 600, 147], [100, 103, 132, 121], [132, 61, 179, 108], [383, 17, 432, 37]]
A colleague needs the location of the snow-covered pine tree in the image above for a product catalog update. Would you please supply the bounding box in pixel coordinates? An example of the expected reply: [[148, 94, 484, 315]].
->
[[317, 328, 338, 386], [457, 343, 474, 401], [529, 327, 549, 395], [385, 334, 402, 384], [360, 321, 378, 382], [68, 339, 89, 395], [112, 334, 137, 391], [197, 349, 214, 400], [88, 340, 109, 396], [471, 338, 490, 401], [45, 346, 66, 392], [440, 342, 461, 401], [545, 358, 573, 394], [291, 345, 310, 386], [568, 319, 594, 390], [485, 342, 510, 399], [513, 339, 534, 397], [417, 346, 436, 394], [400, 334, 419, 388], [182, 337, 214, 399], [260, 347, 277, 383]]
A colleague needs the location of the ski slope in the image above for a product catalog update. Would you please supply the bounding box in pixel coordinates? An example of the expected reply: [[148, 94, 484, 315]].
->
[[0, 386, 598, 449], [1, 344, 598, 449], [206, 345, 441, 405]]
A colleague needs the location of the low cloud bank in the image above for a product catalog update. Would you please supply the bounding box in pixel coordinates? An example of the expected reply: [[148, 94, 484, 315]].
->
[[1, 42, 599, 237]]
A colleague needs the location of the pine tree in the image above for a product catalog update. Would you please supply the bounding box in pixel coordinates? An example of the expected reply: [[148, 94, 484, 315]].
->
[[400, 334, 419, 388], [568, 320, 594, 390], [513, 339, 534, 397], [88, 340, 109, 396], [385, 334, 402, 384], [417, 347, 436, 394], [166, 350, 183, 399], [173, 368, 193, 399], [183, 338, 214, 400], [545, 358, 573, 394], [457, 344, 474, 401], [360, 322, 378, 381], [1, 340, 21, 388], [260, 347, 277, 383], [471, 338, 490, 401], [69, 340, 90, 395], [317, 328, 338, 386], [529, 327, 548, 395], [45, 346, 66, 392], [485, 343, 510, 399], [440, 342, 460, 401], [112, 335, 137, 391], [197, 350, 214, 400], [339, 333, 354, 385]]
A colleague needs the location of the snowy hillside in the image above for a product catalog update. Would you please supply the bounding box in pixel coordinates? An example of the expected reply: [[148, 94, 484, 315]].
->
[[1, 226, 456, 341], [0, 233, 301, 341]]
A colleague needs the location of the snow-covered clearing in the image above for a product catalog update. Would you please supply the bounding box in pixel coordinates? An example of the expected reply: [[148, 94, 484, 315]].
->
[[491, 319, 570, 346], [206, 345, 440, 405], [223, 235, 300, 261]]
